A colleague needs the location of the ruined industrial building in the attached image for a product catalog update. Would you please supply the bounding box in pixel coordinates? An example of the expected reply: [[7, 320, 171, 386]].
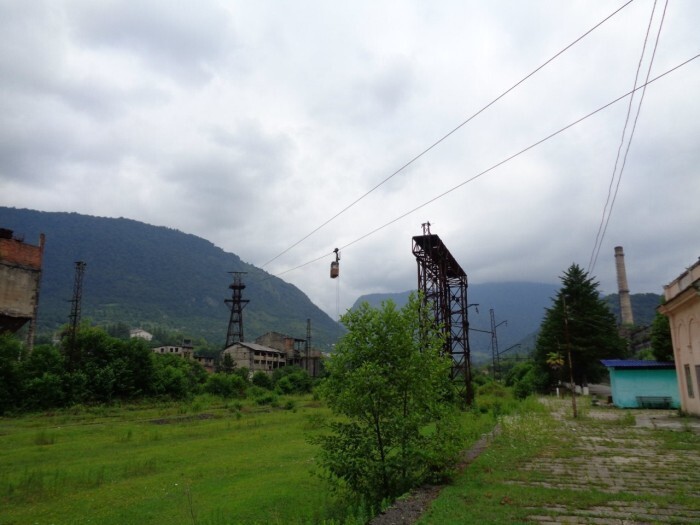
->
[[0, 228, 45, 350]]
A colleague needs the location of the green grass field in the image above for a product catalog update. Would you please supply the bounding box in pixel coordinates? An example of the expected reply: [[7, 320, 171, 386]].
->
[[0, 394, 498, 525], [0, 396, 351, 525]]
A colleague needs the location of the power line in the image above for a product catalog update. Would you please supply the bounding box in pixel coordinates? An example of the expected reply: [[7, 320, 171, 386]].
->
[[259, 0, 637, 270], [588, 0, 668, 273], [266, 54, 699, 280], [588, 0, 659, 271]]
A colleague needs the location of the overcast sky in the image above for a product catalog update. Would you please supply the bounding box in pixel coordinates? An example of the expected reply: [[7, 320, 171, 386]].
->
[[1, 0, 698, 318]]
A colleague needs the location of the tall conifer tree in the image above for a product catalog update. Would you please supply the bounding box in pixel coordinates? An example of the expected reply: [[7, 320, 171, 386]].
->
[[535, 264, 626, 387]]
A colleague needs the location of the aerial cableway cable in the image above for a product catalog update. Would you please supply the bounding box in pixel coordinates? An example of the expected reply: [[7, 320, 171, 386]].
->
[[258, 0, 637, 271], [264, 53, 699, 281], [588, 0, 668, 273]]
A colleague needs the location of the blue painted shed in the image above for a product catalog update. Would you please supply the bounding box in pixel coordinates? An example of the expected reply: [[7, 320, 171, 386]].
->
[[600, 360, 680, 409]]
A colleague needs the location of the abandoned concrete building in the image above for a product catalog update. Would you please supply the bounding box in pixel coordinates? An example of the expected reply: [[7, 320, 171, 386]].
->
[[0, 228, 45, 350], [659, 257, 700, 417], [255, 331, 322, 377], [222, 341, 287, 373], [151, 340, 217, 373], [148, 331, 324, 377]]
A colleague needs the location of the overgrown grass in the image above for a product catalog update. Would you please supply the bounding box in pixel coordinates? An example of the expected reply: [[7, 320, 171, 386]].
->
[[0, 393, 498, 525], [417, 397, 700, 524]]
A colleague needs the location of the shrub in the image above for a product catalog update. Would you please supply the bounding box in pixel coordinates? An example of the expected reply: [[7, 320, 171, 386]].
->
[[204, 373, 247, 398], [251, 371, 273, 390]]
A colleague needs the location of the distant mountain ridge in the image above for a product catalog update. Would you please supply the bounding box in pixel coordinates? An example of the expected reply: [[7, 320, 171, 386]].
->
[[354, 284, 661, 363], [0, 207, 345, 349]]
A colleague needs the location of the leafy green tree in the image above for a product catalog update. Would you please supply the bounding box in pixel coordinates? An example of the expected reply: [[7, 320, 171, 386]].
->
[[216, 353, 236, 374], [251, 371, 273, 390], [504, 360, 548, 399], [273, 365, 312, 394], [151, 353, 204, 399], [0, 333, 24, 414], [534, 264, 626, 388], [312, 294, 462, 506], [650, 310, 673, 362], [204, 373, 247, 398]]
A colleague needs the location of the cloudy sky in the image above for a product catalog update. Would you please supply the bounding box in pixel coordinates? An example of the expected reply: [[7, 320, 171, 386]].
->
[[2, 0, 698, 318]]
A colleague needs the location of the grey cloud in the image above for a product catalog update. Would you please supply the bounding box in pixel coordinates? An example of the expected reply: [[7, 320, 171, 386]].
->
[[69, 0, 235, 84]]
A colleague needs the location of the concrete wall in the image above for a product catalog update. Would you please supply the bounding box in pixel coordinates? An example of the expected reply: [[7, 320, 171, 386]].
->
[[223, 343, 286, 375], [609, 368, 680, 408], [0, 234, 44, 334], [660, 259, 700, 416]]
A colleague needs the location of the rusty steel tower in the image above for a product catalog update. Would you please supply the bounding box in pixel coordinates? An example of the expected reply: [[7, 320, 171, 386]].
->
[[224, 272, 249, 347], [412, 223, 473, 406], [67, 261, 86, 369]]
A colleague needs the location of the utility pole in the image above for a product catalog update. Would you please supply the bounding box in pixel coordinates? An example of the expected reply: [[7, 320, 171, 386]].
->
[[67, 261, 86, 370], [563, 296, 578, 418], [490, 309, 507, 381], [306, 318, 311, 375]]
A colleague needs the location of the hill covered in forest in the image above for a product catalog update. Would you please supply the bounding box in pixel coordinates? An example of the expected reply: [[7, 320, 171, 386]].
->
[[354, 285, 662, 363], [0, 207, 345, 349]]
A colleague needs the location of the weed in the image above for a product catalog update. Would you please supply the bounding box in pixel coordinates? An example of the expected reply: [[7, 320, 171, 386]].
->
[[33, 429, 57, 446], [116, 427, 134, 443], [617, 411, 636, 427], [122, 458, 157, 478]]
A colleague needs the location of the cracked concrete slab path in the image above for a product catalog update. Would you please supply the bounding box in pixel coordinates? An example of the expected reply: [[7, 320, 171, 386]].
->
[[519, 399, 700, 524], [414, 398, 700, 524]]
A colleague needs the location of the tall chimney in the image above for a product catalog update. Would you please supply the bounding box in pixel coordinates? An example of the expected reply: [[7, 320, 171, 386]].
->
[[614, 246, 634, 326]]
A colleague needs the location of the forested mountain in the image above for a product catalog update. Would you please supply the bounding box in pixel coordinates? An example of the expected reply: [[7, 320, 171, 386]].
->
[[354, 285, 662, 363], [0, 207, 345, 349], [602, 292, 662, 327], [353, 283, 559, 362]]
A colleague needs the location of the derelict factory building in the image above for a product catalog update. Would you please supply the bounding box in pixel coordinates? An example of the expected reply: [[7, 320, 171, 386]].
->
[[0, 228, 45, 349]]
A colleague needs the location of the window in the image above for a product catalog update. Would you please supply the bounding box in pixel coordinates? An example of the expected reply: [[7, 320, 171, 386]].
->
[[685, 364, 694, 398]]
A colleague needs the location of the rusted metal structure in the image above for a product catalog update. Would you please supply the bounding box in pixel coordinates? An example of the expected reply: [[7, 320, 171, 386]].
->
[[412, 224, 473, 405], [0, 228, 45, 351], [224, 272, 249, 347], [66, 261, 86, 369]]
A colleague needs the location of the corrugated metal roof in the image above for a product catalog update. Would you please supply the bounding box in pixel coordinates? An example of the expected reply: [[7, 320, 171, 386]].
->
[[235, 342, 286, 355], [600, 359, 675, 369]]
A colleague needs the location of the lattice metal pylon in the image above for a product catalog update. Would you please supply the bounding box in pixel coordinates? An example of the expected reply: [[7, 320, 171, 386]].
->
[[412, 226, 474, 406], [66, 261, 86, 369], [224, 272, 249, 348]]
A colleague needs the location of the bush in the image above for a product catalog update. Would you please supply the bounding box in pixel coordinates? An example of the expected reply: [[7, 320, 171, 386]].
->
[[251, 371, 273, 390], [249, 387, 277, 406], [313, 295, 463, 506], [204, 373, 247, 398], [275, 371, 312, 395]]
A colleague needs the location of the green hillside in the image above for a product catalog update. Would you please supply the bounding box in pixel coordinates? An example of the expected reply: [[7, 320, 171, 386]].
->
[[0, 207, 344, 349], [603, 292, 662, 327]]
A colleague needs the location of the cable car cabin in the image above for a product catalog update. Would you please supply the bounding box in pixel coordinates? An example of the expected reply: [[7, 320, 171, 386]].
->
[[330, 261, 339, 279]]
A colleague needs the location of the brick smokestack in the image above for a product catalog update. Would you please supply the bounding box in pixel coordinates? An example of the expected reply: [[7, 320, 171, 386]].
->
[[614, 246, 634, 326]]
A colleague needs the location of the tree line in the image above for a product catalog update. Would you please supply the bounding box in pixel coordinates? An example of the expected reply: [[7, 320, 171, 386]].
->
[[0, 327, 313, 414]]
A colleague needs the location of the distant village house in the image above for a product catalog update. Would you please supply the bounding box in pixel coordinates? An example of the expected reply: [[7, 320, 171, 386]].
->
[[129, 328, 153, 341]]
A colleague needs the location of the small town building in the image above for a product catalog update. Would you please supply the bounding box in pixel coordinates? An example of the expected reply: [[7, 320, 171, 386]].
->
[[601, 359, 680, 409], [152, 340, 194, 359], [129, 328, 153, 341], [659, 258, 700, 416]]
